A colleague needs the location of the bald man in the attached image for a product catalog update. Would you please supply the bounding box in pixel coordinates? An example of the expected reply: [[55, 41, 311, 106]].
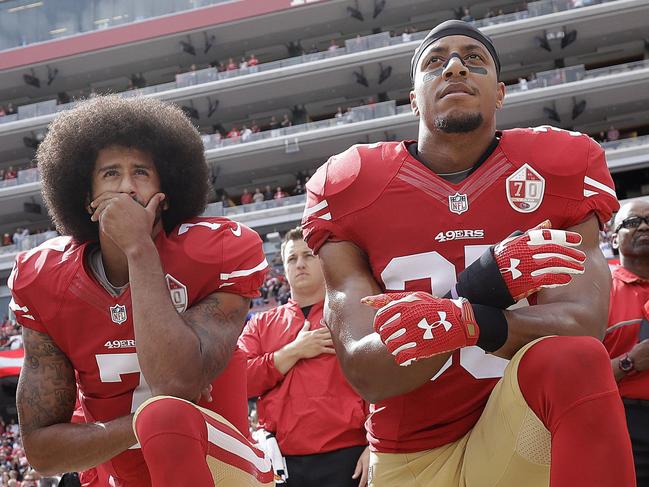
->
[[607, 200, 649, 486]]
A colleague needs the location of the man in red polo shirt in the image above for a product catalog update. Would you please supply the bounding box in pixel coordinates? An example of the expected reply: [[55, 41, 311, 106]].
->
[[239, 227, 369, 487], [606, 199, 649, 486]]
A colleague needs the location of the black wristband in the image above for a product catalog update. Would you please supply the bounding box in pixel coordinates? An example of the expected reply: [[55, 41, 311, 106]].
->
[[449, 248, 515, 309], [472, 304, 508, 352]]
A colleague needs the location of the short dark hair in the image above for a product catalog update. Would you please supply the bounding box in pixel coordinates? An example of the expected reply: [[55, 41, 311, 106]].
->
[[36, 95, 209, 242], [280, 226, 304, 261]]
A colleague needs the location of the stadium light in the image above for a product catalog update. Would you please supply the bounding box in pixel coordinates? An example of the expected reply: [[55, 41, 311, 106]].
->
[[207, 98, 219, 117], [180, 36, 196, 56], [535, 33, 552, 52], [23, 131, 44, 149], [203, 32, 216, 54], [181, 103, 200, 120], [572, 98, 587, 120], [373, 0, 386, 19], [378, 63, 392, 84], [47, 65, 58, 86], [23, 69, 40, 88], [561, 29, 578, 49], [543, 106, 561, 123], [347, 1, 364, 21], [353, 67, 369, 87]]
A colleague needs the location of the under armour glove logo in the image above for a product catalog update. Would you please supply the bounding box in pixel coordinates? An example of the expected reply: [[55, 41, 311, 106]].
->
[[418, 313, 453, 340], [362, 292, 478, 366], [493, 221, 586, 301], [502, 258, 522, 280]]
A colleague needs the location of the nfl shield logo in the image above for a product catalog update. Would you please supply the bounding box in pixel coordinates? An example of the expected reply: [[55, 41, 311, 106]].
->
[[109, 304, 127, 325], [506, 164, 545, 213], [448, 192, 468, 215], [166, 274, 188, 313]]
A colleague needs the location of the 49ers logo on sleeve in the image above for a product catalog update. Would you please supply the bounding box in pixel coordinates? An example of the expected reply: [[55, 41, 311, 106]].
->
[[165, 274, 188, 313], [506, 164, 545, 213]]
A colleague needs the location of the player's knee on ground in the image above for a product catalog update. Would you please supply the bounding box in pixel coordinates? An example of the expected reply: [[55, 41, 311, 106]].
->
[[518, 335, 617, 427], [134, 395, 207, 446]]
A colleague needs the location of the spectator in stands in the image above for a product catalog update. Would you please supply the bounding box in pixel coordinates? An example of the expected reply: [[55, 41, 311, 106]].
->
[[227, 126, 240, 139], [608, 125, 621, 142], [0, 169, 5, 180], [238, 227, 369, 486], [11, 228, 23, 248], [460, 6, 474, 22], [281, 114, 292, 128], [240, 57, 249, 71], [268, 116, 279, 131], [597, 131, 607, 143], [219, 192, 236, 208], [253, 188, 265, 205], [240, 188, 253, 206], [402, 27, 413, 43], [57, 92, 71, 105], [248, 54, 259, 72], [2, 234, 10, 246], [605, 200, 649, 485], [292, 181, 305, 196], [227, 57, 238, 71], [0, 106, 5, 117], [518, 76, 528, 90], [328, 40, 339, 52], [274, 186, 288, 200], [263, 185, 274, 201], [335, 107, 345, 124], [4, 167, 16, 180], [241, 124, 253, 142], [5, 104, 15, 116], [251, 120, 260, 133]]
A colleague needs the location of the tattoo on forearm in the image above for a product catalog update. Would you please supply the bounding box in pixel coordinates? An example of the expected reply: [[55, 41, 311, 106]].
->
[[17, 328, 76, 435], [184, 294, 250, 379]]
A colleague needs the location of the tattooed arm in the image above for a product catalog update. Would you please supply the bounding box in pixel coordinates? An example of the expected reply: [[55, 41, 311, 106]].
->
[[126, 239, 250, 400], [17, 328, 136, 475]]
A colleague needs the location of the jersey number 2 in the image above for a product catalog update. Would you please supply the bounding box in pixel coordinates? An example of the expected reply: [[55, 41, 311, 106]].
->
[[381, 246, 508, 380]]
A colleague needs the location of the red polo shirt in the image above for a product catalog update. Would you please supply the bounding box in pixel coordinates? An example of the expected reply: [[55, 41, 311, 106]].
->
[[238, 299, 368, 455], [604, 266, 649, 400]]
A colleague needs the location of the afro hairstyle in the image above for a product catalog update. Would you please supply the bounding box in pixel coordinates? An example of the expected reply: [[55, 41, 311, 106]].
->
[[36, 95, 209, 242]]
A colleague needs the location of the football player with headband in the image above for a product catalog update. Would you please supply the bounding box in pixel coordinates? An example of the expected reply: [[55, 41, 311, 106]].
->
[[302, 19, 634, 487]]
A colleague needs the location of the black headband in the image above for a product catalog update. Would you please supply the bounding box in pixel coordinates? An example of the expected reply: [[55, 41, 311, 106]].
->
[[410, 20, 501, 82]]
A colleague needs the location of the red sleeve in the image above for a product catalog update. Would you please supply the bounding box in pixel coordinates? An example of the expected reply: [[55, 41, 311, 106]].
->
[[7, 260, 48, 334], [218, 222, 268, 298], [301, 157, 358, 254], [565, 138, 619, 228], [237, 314, 284, 398]]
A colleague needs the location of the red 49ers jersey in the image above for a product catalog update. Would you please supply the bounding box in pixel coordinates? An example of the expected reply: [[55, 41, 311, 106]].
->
[[9, 217, 267, 483], [302, 126, 619, 453]]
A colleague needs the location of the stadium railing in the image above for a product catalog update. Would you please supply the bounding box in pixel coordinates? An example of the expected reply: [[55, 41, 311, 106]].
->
[[2, 54, 649, 192], [0, 0, 620, 125]]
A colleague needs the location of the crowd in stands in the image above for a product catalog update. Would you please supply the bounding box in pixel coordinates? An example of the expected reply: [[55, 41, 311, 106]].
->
[[215, 170, 310, 209], [0, 163, 37, 184], [0, 415, 47, 486], [0, 0, 543, 128], [0, 105, 16, 118], [0, 228, 58, 250], [0, 318, 21, 352]]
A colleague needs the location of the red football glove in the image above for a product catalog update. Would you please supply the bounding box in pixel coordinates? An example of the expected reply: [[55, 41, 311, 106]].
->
[[493, 222, 586, 301], [361, 292, 479, 366]]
